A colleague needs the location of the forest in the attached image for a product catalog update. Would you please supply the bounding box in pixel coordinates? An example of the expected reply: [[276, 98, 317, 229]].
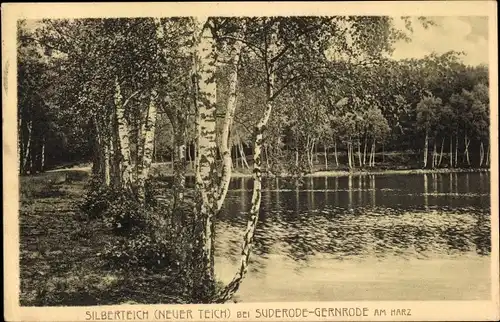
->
[[17, 16, 490, 304]]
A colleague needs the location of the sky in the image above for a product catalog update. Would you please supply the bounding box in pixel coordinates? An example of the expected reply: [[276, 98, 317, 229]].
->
[[24, 16, 490, 66], [391, 16, 489, 66]]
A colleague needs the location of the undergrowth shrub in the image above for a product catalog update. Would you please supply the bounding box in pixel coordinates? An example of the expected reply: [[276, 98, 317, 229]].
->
[[79, 177, 156, 232], [79, 177, 223, 301], [101, 200, 198, 290], [79, 176, 115, 220]]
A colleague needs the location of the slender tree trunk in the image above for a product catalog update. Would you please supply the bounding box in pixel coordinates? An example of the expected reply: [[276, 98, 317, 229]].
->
[[153, 134, 157, 164], [438, 137, 445, 167], [423, 130, 429, 168], [264, 144, 270, 171], [188, 141, 193, 169], [432, 140, 437, 168], [347, 141, 352, 169], [239, 142, 249, 169], [170, 115, 187, 205], [324, 143, 328, 170], [38, 135, 45, 172], [103, 143, 111, 186], [372, 140, 376, 167], [363, 139, 367, 166], [479, 141, 484, 167], [464, 132, 471, 166], [18, 117, 23, 175], [449, 135, 453, 168], [110, 115, 122, 188], [486, 141, 490, 166], [315, 142, 319, 163], [217, 25, 276, 303], [357, 139, 362, 167], [22, 120, 32, 174], [216, 29, 244, 212], [295, 149, 299, 168], [382, 143, 385, 163], [334, 140, 338, 167], [368, 140, 372, 167], [455, 135, 458, 167], [309, 138, 315, 172]]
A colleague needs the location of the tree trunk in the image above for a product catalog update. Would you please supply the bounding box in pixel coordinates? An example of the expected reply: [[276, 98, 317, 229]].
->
[[372, 140, 376, 167], [216, 29, 244, 212], [136, 90, 158, 203], [239, 142, 249, 169], [22, 120, 32, 174], [324, 144, 328, 170], [455, 135, 458, 167], [308, 138, 315, 172], [192, 18, 218, 302], [357, 140, 362, 167], [264, 144, 270, 171], [486, 142, 490, 166], [334, 140, 338, 167], [423, 130, 429, 168], [153, 133, 157, 164], [114, 77, 134, 192], [449, 135, 453, 168], [464, 132, 471, 166], [347, 141, 353, 169], [39, 136, 45, 172], [432, 140, 437, 168], [479, 140, 484, 167], [438, 137, 445, 167], [217, 24, 276, 303], [170, 115, 187, 205], [363, 139, 367, 166]]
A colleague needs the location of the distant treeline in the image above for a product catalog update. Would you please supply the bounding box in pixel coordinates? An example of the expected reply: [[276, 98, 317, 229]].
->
[[17, 19, 489, 175]]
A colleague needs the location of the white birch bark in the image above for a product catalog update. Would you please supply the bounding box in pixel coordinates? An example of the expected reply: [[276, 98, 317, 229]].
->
[[192, 18, 218, 300], [334, 140, 338, 167], [449, 136, 453, 168], [217, 23, 277, 302], [114, 77, 134, 191], [216, 28, 245, 212], [438, 137, 445, 166], [423, 130, 429, 168], [136, 89, 158, 202]]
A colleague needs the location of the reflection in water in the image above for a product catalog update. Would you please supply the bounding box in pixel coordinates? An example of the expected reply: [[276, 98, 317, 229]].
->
[[348, 175, 353, 209], [155, 172, 491, 301], [424, 173, 428, 209], [219, 172, 490, 261]]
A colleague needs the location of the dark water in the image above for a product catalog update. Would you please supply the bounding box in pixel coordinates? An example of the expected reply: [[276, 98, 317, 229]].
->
[[212, 172, 491, 301]]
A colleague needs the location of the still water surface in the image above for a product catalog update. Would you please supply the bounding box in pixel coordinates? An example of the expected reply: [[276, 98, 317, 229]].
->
[[213, 172, 491, 301]]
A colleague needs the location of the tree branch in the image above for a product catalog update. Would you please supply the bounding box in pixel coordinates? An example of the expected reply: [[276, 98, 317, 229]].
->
[[218, 35, 265, 58], [122, 90, 141, 108]]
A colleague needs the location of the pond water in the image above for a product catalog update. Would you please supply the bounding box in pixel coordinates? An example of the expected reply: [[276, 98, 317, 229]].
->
[[212, 172, 491, 302]]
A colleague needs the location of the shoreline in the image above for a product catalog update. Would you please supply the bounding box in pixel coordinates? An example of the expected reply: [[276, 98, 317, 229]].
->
[[45, 164, 490, 179], [151, 167, 490, 179]]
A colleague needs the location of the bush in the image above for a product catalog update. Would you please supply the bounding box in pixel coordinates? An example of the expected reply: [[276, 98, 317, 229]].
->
[[102, 232, 181, 272], [79, 176, 116, 220], [102, 196, 150, 235], [79, 177, 157, 234]]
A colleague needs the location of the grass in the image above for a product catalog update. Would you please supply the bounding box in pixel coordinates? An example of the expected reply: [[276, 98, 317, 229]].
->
[[19, 172, 189, 306]]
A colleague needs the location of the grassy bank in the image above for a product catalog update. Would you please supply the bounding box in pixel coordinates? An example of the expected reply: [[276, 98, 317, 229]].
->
[[19, 176, 189, 306], [48, 161, 490, 181]]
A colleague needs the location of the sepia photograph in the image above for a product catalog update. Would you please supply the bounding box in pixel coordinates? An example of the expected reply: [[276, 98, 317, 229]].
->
[[2, 2, 499, 321]]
